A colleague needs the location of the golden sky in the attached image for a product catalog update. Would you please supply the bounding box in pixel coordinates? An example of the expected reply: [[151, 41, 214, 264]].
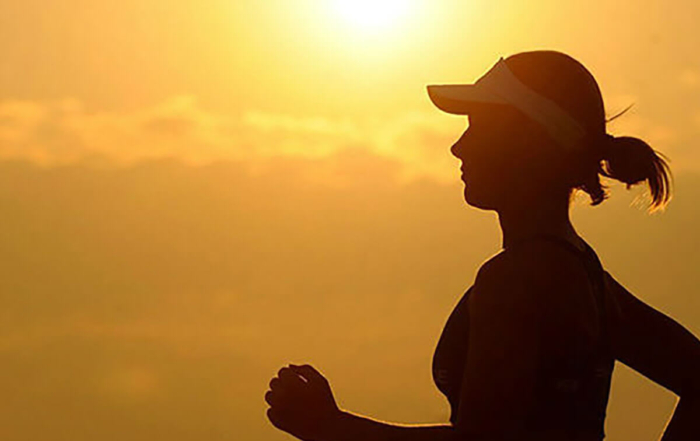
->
[[1, 1, 700, 440]]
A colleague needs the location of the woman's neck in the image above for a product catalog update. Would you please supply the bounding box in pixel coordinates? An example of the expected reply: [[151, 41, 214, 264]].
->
[[497, 195, 584, 251]]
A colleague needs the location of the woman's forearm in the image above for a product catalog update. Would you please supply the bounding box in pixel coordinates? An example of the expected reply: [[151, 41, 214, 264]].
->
[[322, 409, 456, 441], [660, 395, 700, 441]]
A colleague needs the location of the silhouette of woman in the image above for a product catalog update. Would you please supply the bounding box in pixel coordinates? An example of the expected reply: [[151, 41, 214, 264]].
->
[[264, 51, 700, 441]]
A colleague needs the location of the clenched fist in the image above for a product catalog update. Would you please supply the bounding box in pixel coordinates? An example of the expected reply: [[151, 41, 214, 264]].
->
[[265, 363, 341, 441]]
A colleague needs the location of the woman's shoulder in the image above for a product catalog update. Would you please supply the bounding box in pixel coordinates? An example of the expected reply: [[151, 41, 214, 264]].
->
[[479, 239, 590, 279], [474, 238, 593, 308]]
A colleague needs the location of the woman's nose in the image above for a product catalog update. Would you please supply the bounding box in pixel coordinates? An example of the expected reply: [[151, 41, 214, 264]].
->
[[450, 130, 469, 159]]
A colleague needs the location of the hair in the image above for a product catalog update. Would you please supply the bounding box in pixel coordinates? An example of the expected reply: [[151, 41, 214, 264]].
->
[[504, 51, 672, 212]]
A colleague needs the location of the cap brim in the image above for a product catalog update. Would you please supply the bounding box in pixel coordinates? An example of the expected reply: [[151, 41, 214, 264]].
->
[[427, 84, 508, 115]]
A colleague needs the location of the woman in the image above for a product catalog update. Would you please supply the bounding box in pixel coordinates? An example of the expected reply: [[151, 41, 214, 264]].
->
[[263, 51, 700, 441]]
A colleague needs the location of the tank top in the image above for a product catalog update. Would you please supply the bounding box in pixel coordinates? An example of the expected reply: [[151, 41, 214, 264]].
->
[[432, 235, 615, 440]]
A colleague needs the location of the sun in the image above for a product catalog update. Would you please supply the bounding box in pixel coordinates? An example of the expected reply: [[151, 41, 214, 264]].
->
[[332, 0, 415, 32]]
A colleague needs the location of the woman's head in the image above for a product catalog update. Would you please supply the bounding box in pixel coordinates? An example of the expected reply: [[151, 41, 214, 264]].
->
[[430, 50, 672, 212]]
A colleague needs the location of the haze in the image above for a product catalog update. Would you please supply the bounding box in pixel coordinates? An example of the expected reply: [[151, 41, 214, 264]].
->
[[1, 1, 700, 440]]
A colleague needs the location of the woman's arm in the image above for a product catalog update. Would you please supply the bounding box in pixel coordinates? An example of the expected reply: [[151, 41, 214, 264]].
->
[[604, 272, 700, 440], [322, 411, 454, 441], [660, 395, 700, 441], [265, 364, 458, 441]]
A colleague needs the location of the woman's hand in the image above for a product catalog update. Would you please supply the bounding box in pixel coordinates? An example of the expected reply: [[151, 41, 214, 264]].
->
[[265, 363, 341, 441]]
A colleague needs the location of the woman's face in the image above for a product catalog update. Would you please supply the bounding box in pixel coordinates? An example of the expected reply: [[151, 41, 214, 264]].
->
[[450, 105, 561, 211]]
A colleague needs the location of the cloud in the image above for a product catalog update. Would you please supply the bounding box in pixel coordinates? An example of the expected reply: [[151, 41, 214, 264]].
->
[[243, 111, 360, 138], [238, 109, 463, 184], [0, 100, 48, 141], [0, 97, 465, 186]]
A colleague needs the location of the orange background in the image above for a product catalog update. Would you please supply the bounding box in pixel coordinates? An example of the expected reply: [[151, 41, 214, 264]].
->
[[1, 1, 699, 440]]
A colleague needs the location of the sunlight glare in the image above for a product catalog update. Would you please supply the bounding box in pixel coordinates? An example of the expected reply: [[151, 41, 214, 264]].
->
[[333, 0, 414, 32]]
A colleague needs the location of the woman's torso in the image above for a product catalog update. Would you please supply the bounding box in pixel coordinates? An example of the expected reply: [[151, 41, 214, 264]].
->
[[432, 235, 615, 440]]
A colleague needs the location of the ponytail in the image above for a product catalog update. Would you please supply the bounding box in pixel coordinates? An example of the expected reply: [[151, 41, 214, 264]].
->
[[600, 134, 672, 211]]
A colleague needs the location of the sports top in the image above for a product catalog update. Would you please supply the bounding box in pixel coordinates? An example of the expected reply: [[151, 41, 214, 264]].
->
[[432, 235, 614, 439]]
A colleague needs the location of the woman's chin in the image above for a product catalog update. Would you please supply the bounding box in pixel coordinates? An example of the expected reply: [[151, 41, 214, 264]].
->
[[464, 187, 495, 210]]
